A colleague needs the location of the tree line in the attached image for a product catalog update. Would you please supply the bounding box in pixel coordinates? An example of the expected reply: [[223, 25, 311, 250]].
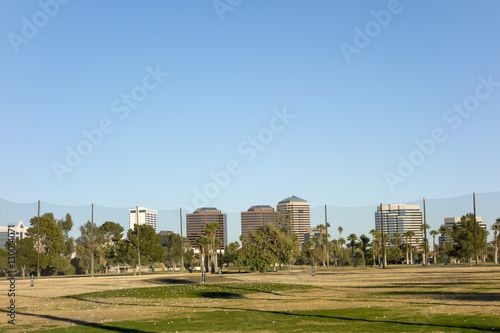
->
[[1, 212, 499, 276]]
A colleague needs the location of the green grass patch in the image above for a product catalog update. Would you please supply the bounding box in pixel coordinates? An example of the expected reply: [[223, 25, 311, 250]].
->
[[63, 282, 315, 301], [31, 306, 500, 332]]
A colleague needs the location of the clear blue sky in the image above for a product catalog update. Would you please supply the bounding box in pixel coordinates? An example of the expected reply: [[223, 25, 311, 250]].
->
[[1, 1, 500, 242]]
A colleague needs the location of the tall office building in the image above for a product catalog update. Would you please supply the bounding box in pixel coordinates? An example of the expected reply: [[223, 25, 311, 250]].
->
[[241, 205, 275, 240], [129, 207, 158, 233], [375, 204, 423, 246], [276, 195, 310, 243], [186, 207, 227, 249], [438, 216, 486, 244]]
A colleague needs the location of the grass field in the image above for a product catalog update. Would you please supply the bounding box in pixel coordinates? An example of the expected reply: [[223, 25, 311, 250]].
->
[[1, 265, 500, 332]]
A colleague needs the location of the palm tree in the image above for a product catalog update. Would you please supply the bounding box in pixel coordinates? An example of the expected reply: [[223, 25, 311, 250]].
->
[[347, 233, 358, 267], [438, 226, 448, 264], [316, 224, 328, 266], [203, 222, 221, 273], [403, 231, 410, 264], [338, 226, 343, 256], [492, 219, 500, 264], [359, 234, 370, 267], [339, 237, 346, 264], [420, 223, 430, 265], [407, 231, 415, 264], [195, 236, 211, 273], [369, 229, 380, 267], [429, 230, 439, 264]]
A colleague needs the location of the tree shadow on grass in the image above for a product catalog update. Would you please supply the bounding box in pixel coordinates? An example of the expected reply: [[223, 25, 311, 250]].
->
[[0, 309, 155, 333], [197, 291, 247, 299], [171, 305, 500, 332], [383, 291, 500, 302]]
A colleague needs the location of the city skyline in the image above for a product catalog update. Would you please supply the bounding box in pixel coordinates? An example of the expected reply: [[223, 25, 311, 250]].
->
[[1, 190, 499, 245]]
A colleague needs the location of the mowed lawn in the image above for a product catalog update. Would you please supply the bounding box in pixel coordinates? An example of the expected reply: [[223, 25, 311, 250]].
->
[[1, 265, 500, 332]]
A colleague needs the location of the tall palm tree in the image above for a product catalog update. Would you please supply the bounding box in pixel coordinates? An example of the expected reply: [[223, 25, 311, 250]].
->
[[369, 229, 380, 267], [316, 224, 328, 266], [420, 223, 430, 265], [492, 219, 500, 264], [338, 226, 343, 257], [203, 222, 221, 273], [403, 231, 410, 264], [347, 233, 358, 267], [331, 239, 338, 267], [430, 230, 439, 264], [195, 236, 211, 273], [438, 226, 448, 264], [407, 231, 415, 264], [339, 237, 346, 264], [359, 234, 370, 267]]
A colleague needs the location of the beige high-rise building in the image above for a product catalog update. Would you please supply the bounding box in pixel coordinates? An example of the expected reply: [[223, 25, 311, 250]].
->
[[240, 205, 275, 240], [276, 195, 310, 243]]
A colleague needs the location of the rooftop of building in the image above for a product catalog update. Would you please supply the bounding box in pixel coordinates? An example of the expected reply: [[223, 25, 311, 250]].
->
[[247, 205, 273, 211], [193, 207, 220, 213], [278, 195, 308, 204]]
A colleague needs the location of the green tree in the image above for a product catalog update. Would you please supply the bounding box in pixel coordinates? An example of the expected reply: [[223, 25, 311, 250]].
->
[[26, 213, 68, 275], [240, 224, 280, 272], [347, 233, 358, 267], [15, 237, 37, 278], [276, 209, 293, 238], [221, 241, 241, 267], [421, 223, 430, 265], [128, 224, 164, 265], [99, 221, 124, 270], [369, 229, 380, 267], [450, 213, 489, 265], [163, 233, 188, 270], [438, 226, 449, 264], [57, 213, 74, 258], [75, 221, 105, 274]]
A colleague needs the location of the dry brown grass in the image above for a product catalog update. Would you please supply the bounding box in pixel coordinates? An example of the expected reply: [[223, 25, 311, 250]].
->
[[1, 265, 499, 332]]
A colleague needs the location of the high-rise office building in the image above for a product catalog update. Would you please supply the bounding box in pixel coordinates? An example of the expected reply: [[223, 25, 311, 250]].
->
[[438, 216, 486, 244], [240, 205, 275, 240], [186, 207, 227, 249], [375, 204, 423, 246], [129, 207, 158, 233], [276, 195, 310, 243]]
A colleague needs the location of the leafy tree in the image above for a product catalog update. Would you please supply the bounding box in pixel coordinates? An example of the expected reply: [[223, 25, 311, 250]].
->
[[15, 237, 37, 278], [276, 209, 293, 238], [99, 221, 124, 270], [57, 213, 74, 258], [163, 233, 188, 269], [75, 221, 105, 274], [128, 224, 163, 265], [450, 213, 488, 265], [438, 226, 449, 264], [221, 241, 241, 267], [26, 213, 68, 275], [0, 248, 8, 276], [240, 224, 280, 272], [316, 223, 330, 266]]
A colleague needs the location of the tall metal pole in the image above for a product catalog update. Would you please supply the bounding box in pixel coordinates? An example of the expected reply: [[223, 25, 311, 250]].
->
[[37, 200, 40, 278], [137, 206, 141, 275], [380, 203, 386, 269], [91, 203, 94, 277], [324, 205, 329, 268], [423, 197, 428, 266], [180, 207, 184, 273], [473, 192, 478, 266]]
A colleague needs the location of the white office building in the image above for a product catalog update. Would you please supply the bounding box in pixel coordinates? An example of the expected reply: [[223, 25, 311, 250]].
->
[[375, 204, 423, 247], [129, 207, 158, 233], [0, 221, 27, 249]]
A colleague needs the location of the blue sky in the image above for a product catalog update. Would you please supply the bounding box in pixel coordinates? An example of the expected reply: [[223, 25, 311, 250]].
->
[[1, 1, 500, 242]]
